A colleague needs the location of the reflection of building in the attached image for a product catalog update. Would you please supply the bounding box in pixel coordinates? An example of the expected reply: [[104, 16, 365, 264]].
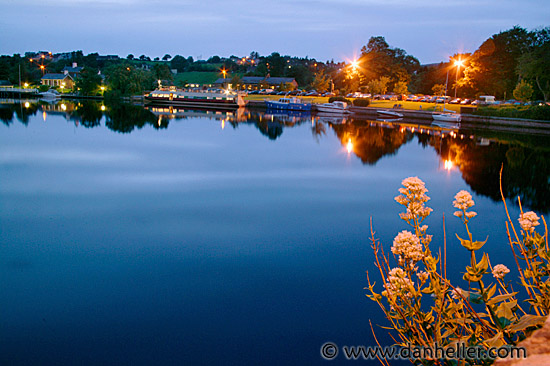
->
[[41, 73, 75, 89]]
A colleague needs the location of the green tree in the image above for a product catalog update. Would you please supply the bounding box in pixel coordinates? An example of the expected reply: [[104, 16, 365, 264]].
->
[[162, 54, 172, 61], [170, 55, 189, 73], [152, 63, 173, 82], [461, 26, 532, 98], [367, 76, 390, 95], [229, 75, 243, 89], [513, 79, 534, 102], [311, 69, 330, 92], [127, 54, 134, 60], [393, 80, 409, 95], [105, 64, 154, 96], [517, 27, 550, 101], [432, 83, 446, 96], [75, 67, 102, 96]]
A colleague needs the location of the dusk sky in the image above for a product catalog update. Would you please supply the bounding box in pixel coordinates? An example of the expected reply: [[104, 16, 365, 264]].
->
[[1, 0, 549, 64]]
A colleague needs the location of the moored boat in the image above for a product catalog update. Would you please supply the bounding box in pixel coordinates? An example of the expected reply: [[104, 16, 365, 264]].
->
[[39, 90, 61, 99], [377, 110, 403, 119], [145, 89, 246, 110], [265, 97, 312, 111], [432, 113, 461, 123], [315, 101, 351, 114]]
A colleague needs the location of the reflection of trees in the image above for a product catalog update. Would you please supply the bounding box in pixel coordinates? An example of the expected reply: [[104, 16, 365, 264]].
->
[[0, 105, 15, 125], [12, 103, 40, 125], [435, 137, 550, 213], [254, 120, 283, 140], [332, 121, 413, 165], [105, 103, 159, 133], [73, 101, 103, 128], [311, 121, 327, 141]]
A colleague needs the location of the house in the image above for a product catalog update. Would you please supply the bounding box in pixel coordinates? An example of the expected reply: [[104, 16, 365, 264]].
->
[[213, 76, 298, 90], [41, 73, 74, 89], [62, 62, 83, 78]]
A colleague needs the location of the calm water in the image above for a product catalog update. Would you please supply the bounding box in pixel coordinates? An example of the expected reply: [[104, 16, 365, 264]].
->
[[1, 101, 549, 365]]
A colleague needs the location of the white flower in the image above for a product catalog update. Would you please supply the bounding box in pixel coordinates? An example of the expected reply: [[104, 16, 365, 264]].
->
[[492, 264, 510, 279], [454, 211, 463, 218], [518, 211, 540, 233], [450, 287, 463, 300], [465, 212, 477, 219], [382, 268, 415, 299], [417, 271, 429, 282], [395, 177, 433, 225], [453, 190, 475, 211], [391, 230, 424, 264]]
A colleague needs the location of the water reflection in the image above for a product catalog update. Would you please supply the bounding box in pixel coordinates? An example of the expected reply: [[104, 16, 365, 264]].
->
[[2, 99, 549, 212]]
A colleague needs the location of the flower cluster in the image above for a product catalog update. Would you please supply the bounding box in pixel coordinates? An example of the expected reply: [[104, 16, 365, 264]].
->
[[417, 271, 429, 283], [453, 190, 477, 222], [518, 211, 540, 233], [450, 287, 464, 300], [453, 190, 475, 211], [391, 230, 424, 266], [492, 264, 510, 280], [382, 268, 414, 299], [395, 177, 433, 223]]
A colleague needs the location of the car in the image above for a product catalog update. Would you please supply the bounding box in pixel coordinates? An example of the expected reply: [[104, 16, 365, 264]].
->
[[248, 90, 259, 95], [471, 100, 480, 105], [449, 98, 461, 104], [460, 99, 471, 104]]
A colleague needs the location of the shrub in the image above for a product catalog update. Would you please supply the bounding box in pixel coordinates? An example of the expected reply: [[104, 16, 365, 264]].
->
[[328, 96, 351, 104], [38, 85, 50, 92], [352, 98, 371, 107], [366, 174, 548, 365], [473, 105, 550, 121]]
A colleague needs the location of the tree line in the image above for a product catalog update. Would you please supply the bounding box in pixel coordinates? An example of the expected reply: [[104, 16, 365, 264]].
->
[[0, 25, 547, 100]]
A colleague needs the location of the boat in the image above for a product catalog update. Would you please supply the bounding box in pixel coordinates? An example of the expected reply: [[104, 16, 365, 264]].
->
[[39, 90, 61, 99], [145, 89, 246, 110], [432, 70, 462, 124], [314, 101, 351, 114], [432, 113, 461, 123], [377, 110, 403, 119], [431, 120, 460, 130], [265, 97, 312, 111]]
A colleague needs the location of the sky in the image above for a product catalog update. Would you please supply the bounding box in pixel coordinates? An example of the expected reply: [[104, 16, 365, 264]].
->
[[0, 0, 549, 64]]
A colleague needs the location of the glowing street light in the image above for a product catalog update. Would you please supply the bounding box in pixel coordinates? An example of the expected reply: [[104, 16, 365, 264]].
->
[[221, 68, 227, 79], [24, 83, 28, 88], [350, 60, 359, 71], [453, 58, 465, 99]]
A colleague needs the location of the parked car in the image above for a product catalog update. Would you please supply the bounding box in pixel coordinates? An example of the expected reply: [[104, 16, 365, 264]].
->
[[449, 98, 461, 104]]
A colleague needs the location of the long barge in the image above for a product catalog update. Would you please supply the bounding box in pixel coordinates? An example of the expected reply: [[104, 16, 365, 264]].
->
[[145, 89, 246, 110]]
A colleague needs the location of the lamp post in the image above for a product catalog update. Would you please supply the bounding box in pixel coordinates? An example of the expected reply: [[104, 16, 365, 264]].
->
[[454, 59, 464, 99]]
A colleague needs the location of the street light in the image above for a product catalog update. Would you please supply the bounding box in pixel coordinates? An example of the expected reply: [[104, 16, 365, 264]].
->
[[453, 59, 464, 99]]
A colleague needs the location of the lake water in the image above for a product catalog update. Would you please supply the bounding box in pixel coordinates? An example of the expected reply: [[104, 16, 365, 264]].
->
[[1, 101, 549, 365]]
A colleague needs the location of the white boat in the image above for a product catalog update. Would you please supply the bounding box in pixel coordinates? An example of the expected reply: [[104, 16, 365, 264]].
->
[[39, 90, 61, 99], [315, 101, 351, 114], [432, 70, 462, 124], [146, 88, 246, 109], [377, 110, 403, 118], [433, 113, 461, 123]]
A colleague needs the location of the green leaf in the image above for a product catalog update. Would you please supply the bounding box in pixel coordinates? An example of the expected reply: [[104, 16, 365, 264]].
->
[[487, 292, 518, 305], [477, 253, 489, 273], [469, 292, 484, 304], [508, 314, 546, 332]]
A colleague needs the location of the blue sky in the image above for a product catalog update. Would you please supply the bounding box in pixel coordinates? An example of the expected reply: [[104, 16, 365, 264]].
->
[[1, 0, 548, 64]]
